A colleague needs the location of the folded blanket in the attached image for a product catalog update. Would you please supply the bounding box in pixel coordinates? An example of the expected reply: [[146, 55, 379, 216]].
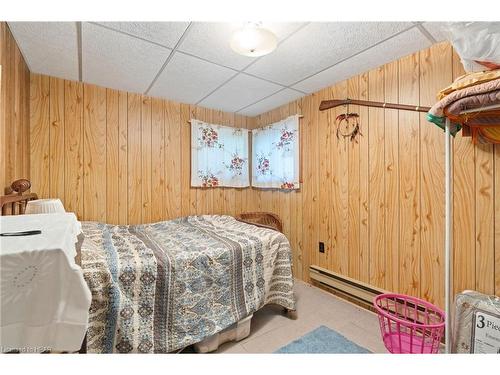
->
[[437, 69, 500, 100], [427, 78, 500, 135], [430, 78, 500, 118], [444, 91, 500, 116]]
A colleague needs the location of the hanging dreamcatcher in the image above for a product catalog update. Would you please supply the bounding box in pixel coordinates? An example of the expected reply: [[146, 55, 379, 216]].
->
[[336, 101, 362, 145]]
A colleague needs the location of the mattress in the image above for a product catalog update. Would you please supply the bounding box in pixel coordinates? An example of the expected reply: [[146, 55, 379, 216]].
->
[[80, 215, 296, 353]]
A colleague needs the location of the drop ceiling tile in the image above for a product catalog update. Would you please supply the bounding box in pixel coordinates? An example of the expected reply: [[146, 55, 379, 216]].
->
[[178, 22, 305, 70], [246, 22, 413, 86], [148, 52, 236, 104], [293, 27, 432, 94], [95, 22, 189, 48], [238, 89, 304, 116], [8, 22, 79, 81], [82, 22, 171, 94], [198, 73, 283, 113], [421, 22, 449, 42]]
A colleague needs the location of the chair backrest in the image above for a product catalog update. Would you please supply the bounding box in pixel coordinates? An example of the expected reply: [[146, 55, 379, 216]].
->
[[0, 179, 38, 216]]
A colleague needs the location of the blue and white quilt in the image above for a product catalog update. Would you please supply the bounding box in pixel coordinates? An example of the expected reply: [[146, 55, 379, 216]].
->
[[81, 215, 295, 353]]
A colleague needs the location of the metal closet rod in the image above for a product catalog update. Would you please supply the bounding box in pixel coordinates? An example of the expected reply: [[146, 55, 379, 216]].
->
[[319, 98, 431, 113]]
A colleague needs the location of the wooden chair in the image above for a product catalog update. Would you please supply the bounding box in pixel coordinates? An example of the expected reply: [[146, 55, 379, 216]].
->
[[0, 179, 38, 215]]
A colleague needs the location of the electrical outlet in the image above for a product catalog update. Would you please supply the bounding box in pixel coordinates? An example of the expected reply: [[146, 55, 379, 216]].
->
[[319, 242, 325, 253]]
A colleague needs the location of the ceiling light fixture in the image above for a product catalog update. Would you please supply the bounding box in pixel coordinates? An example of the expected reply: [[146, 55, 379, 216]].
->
[[230, 22, 278, 57]]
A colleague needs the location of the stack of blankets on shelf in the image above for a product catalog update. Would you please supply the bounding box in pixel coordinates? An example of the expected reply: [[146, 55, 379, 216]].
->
[[427, 69, 500, 144]]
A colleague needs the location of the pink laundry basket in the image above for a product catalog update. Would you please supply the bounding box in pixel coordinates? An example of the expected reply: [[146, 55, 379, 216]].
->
[[373, 293, 445, 354]]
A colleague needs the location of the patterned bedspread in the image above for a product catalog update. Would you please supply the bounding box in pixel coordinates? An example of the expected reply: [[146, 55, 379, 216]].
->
[[80, 215, 295, 353]]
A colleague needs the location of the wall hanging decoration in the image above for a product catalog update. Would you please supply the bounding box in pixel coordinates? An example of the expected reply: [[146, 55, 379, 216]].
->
[[191, 119, 249, 188], [251, 115, 300, 190], [336, 110, 362, 145]]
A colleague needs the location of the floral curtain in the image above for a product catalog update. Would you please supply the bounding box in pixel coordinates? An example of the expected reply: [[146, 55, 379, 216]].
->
[[251, 114, 300, 190], [191, 119, 249, 188]]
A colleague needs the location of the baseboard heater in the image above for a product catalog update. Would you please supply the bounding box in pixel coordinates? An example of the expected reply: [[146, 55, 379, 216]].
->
[[309, 265, 386, 307]]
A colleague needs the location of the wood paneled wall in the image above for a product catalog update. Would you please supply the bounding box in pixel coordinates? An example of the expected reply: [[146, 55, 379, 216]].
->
[[27, 41, 499, 307], [0, 22, 30, 193], [29, 74, 252, 224], [248, 42, 500, 307]]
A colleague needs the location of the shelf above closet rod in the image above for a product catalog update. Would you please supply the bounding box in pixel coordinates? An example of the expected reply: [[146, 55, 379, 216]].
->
[[319, 98, 431, 113]]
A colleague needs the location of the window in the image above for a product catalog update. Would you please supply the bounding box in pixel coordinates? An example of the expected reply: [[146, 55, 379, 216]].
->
[[251, 115, 300, 190], [191, 119, 249, 188]]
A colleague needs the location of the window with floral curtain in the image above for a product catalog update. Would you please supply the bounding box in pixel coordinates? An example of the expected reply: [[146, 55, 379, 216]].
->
[[251, 114, 300, 190], [191, 119, 249, 188]]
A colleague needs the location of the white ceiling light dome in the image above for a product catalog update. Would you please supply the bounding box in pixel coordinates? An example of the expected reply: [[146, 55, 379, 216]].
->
[[230, 22, 278, 57]]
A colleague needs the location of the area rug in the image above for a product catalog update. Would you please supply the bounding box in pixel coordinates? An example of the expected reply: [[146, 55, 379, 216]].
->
[[275, 325, 371, 353]]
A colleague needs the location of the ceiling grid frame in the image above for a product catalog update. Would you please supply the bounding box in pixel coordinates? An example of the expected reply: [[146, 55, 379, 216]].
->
[[193, 22, 311, 106], [8, 21, 447, 116]]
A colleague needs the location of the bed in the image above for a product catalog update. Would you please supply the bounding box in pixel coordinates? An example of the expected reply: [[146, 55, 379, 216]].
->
[[0, 180, 297, 353]]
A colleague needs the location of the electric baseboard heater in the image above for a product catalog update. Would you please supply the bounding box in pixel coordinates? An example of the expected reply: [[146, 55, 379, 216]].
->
[[309, 265, 386, 306]]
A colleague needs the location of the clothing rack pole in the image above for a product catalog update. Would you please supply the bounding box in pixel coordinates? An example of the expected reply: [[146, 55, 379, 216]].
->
[[321, 98, 456, 352], [444, 117, 453, 354]]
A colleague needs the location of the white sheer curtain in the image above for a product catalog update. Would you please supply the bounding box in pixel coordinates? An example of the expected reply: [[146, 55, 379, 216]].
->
[[251, 114, 300, 189], [191, 119, 249, 187]]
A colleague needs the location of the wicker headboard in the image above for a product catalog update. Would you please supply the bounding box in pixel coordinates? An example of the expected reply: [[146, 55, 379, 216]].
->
[[0, 179, 38, 216], [235, 212, 283, 233]]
